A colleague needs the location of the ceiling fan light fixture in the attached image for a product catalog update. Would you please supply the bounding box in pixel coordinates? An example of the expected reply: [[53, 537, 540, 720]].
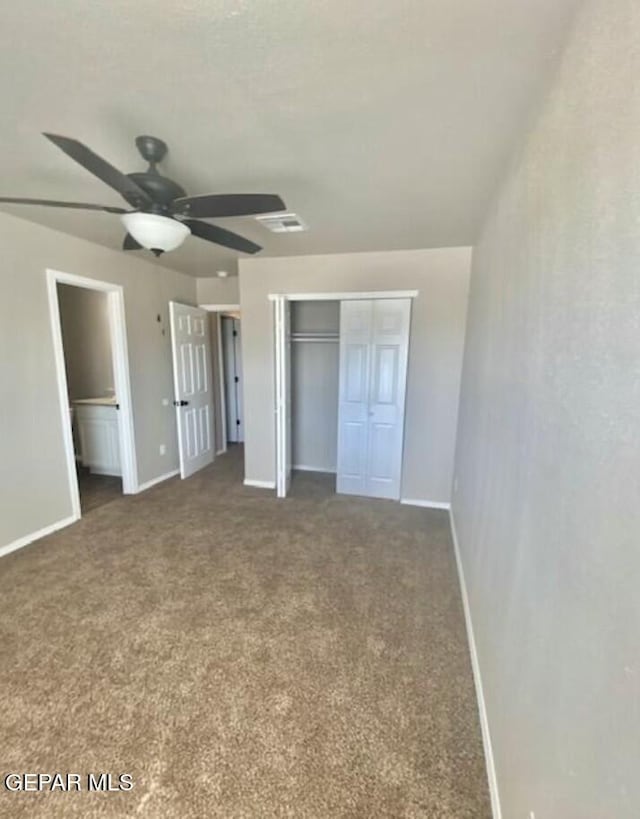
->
[[8, 133, 283, 257], [121, 212, 190, 253]]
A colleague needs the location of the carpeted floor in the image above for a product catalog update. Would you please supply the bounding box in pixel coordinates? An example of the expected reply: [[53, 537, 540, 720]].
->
[[0, 448, 490, 818]]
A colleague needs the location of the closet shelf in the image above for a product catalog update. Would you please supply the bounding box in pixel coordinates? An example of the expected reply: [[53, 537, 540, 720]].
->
[[291, 331, 339, 343]]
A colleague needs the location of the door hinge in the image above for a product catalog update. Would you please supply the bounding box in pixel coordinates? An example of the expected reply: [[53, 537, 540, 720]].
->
[[234, 376, 239, 383], [233, 330, 238, 337], [236, 419, 241, 425]]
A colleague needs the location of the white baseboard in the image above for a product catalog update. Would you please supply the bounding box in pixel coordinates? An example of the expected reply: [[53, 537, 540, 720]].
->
[[0, 514, 78, 560], [449, 510, 501, 819], [293, 464, 337, 473], [243, 478, 276, 490], [400, 498, 451, 510], [216, 447, 227, 456], [136, 469, 179, 493]]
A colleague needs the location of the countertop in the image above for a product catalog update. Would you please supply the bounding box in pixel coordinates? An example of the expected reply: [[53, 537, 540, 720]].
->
[[72, 397, 118, 407]]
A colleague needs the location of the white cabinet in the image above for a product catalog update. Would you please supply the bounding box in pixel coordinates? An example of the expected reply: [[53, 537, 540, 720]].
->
[[74, 402, 121, 477]]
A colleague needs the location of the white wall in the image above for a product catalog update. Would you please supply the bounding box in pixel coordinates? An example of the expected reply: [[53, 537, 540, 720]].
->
[[239, 248, 471, 502], [0, 211, 196, 551], [453, 1, 640, 816], [58, 284, 114, 400]]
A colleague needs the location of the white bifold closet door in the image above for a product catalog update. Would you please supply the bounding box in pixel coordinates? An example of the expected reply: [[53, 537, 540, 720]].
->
[[337, 299, 411, 500]]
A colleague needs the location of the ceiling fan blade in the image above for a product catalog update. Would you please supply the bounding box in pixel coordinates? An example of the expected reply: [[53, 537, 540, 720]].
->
[[123, 232, 142, 250], [0, 196, 126, 213], [43, 133, 151, 209], [183, 219, 262, 254], [172, 193, 285, 218]]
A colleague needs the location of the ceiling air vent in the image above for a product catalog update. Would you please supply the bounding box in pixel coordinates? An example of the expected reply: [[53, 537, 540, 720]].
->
[[255, 212, 308, 233]]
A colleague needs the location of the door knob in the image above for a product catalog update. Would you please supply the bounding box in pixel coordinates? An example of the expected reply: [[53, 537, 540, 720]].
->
[[173, 400, 189, 407]]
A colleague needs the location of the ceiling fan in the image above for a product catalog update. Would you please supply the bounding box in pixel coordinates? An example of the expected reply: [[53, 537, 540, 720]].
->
[[0, 133, 286, 256]]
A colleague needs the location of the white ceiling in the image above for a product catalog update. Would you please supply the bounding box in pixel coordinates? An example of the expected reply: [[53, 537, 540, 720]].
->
[[0, 0, 579, 278]]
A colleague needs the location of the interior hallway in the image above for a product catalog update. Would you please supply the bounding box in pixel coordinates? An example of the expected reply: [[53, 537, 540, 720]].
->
[[0, 447, 489, 818]]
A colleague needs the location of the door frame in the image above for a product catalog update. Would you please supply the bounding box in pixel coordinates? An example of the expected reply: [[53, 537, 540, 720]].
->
[[267, 290, 418, 303], [46, 268, 139, 520], [273, 296, 292, 498], [200, 303, 241, 455], [270, 290, 418, 498]]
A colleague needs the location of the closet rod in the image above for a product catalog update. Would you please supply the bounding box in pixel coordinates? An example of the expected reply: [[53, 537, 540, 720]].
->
[[291, 336, 339, 343]]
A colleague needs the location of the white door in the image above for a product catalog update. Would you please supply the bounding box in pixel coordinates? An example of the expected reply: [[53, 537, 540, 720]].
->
[[222, 317, 244, 443], [336, 300, 372, 496], [274, 297, 292, 497], [337, 298, 411, 500], [169, 301, 215, 478]]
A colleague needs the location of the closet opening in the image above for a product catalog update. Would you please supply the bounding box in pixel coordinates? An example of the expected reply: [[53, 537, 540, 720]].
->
[[290, 300, 340, 494], [274, 292, 415, 502]]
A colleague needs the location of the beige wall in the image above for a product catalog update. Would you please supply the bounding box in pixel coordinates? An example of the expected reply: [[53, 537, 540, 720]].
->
[[239, 248, 471, 501], [453, 1, 640, 816], [58, 284, 114, 400], [0, 211, 196, 550], [197, 276, 239, 306]]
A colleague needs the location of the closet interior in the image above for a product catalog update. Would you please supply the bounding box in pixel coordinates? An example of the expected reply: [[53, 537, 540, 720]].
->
[[290, 301, 340, 483]]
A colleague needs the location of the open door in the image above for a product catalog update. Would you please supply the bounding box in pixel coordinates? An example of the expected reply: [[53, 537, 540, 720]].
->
[[274, 297, 292, 497], [169, 301, 214, 478]]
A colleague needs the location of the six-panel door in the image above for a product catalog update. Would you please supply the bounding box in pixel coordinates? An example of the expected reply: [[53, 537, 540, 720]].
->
[[337, 299, 411, 500], [169, 302, 214, 479]]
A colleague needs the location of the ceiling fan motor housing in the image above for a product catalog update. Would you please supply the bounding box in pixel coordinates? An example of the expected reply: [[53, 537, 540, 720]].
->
[[128, 135, 186, 213], [127, 171, 186, 213]]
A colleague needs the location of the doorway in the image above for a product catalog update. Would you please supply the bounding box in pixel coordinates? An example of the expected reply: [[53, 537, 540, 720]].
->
[[200, 304, 245, 474], [47, 269, 138, 520], [221, 315, 244, 444]]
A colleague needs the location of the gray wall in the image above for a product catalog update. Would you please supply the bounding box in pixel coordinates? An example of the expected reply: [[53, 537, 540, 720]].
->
[[58, 284, 113, 400], [453, 1, 640, 816], [197, 276, 239, 306], [0, 211, 196, 550], [239, 248, 471, 502], [291, 302, 339, 472]]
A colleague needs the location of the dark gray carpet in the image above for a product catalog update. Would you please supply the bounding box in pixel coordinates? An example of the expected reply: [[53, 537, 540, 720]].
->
[[0, 447, 489, 818]]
